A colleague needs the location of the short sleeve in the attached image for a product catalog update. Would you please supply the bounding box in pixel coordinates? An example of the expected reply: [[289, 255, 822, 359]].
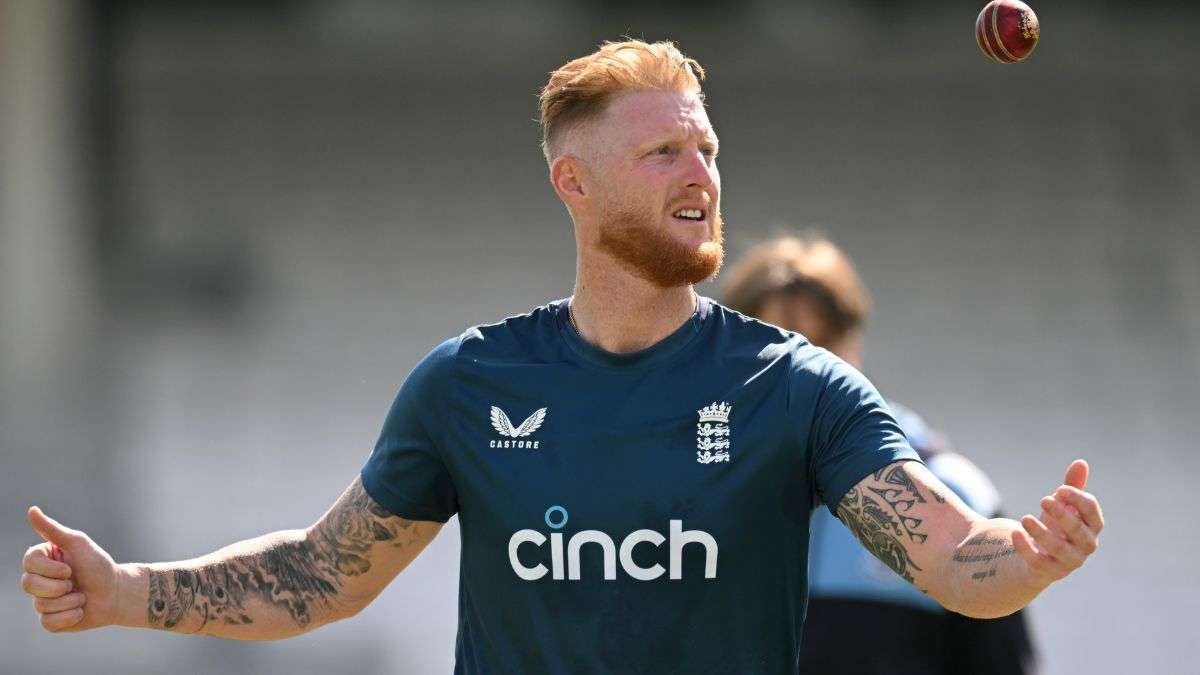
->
[[360, 338, 460, 523], [805, 355, 920, 511]]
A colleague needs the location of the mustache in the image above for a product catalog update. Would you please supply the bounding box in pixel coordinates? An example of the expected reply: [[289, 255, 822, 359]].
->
[[667, 194, 714, 208]]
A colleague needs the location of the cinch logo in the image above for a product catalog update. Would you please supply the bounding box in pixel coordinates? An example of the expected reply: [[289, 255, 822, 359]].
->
[[507, 505, 718, 581]]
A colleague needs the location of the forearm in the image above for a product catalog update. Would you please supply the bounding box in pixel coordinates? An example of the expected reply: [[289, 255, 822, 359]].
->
[[938, 518, 1050, 619], [22, 478, 440, 637], [836, 459, 1103, 622], [115, 529, 357, 640], [109, 479, 440, 640]]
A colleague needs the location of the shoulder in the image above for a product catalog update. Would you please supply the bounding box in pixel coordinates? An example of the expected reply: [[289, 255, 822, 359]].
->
[[705, 299, 794, 341], [702, 301, 871, 419], [705, 299, 828, 368], [401, 300, 563, 391], [706, 299, 863, 389], [455, 300, 565, 365]]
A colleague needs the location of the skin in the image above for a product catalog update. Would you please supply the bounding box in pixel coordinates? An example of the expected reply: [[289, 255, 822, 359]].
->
[[22, 479, 440, 637], [17, 86, 729, 641], [19, 83, 1104, 636], [836, 458, 1102, 618], [766, 293, 1103, 617], [551, 89, 722, 354]]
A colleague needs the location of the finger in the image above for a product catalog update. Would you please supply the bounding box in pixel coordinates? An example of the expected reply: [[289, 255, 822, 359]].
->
[[1020, 515, 1078, 567], [23, 546, 72, 579], [20, 572, 74, 599], [1012, 527, 1056, 576], [1011, 527, 1038, 558], [1039, 496, 1081, 539], [1041, 497, 1088, 543], [1063, 459, 1088, 490], [1038, 498, 1071, 541], [1054, 486, 1104, 533], [1041, 497, 1098, 556], [1061, 502, 1084, 522], [26, 507, 81, 548], [33, 592, 87, 614], [38, 608, 84, 633]]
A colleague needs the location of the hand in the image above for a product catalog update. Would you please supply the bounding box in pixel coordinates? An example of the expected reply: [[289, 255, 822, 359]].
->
[[1012, 459, 1104, 583], [21, 507, 122, 632]]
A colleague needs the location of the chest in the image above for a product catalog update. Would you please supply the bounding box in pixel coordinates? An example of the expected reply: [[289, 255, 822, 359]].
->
[[439, 362, 813, 550]]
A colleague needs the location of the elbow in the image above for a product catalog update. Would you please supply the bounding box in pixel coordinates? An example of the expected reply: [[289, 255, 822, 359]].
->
[[947, 602, 1021, 620], [311, 601, 364, 632], [935, 586, 1025, 620], [336, 601, 367, 622], [926, 586, 970, 617], [271, 598, 364, 639], [329, 585, 390, 626]]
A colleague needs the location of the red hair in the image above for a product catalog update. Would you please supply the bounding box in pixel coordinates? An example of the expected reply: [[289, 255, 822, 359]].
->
[[538, 40, 705, 163]]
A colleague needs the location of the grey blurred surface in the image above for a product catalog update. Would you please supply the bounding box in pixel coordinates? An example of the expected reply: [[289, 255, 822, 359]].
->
[[2, 1, 1197, 673]]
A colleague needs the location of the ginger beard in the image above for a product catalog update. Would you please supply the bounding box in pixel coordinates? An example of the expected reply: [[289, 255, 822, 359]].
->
[[597, 201, 725, 288]]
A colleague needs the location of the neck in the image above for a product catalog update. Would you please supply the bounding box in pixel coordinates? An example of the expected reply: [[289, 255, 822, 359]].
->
[[570, 251, 698, 354]]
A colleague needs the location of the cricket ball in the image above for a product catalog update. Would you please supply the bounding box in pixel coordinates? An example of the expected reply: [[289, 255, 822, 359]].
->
[[975, 0, 1039, 64]]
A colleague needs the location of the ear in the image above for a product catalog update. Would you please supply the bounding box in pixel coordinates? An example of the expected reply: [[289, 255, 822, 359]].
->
[[550, 154, 588, 207]]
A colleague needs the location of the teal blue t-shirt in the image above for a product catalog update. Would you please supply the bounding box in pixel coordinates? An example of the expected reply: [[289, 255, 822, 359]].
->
[[361, 297, 918, 674]]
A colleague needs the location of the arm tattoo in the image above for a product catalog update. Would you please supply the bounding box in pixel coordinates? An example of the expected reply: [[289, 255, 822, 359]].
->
[[952, 532, 1016, 582], [834, 463, 931, 583], [147, 478, 419, 632]]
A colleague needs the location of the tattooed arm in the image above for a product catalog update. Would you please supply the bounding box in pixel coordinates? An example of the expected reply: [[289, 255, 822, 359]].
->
[[21, 478, 441, 638], [834, 459, 1103, 619]]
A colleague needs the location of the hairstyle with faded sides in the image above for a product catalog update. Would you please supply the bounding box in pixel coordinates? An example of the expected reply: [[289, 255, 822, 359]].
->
[[538, 39, 706, 164], [721, 234, 872, 346]]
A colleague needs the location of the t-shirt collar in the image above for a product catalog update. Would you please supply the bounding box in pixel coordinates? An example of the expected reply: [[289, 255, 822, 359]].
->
[[555, 294, 711, 370]]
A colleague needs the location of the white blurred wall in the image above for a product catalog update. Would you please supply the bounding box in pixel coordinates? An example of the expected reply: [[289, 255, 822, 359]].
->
[[2, 2, 1197, 674]]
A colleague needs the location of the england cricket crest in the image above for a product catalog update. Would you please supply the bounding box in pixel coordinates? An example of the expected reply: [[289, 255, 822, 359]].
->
[[696, 402, 732, 464]]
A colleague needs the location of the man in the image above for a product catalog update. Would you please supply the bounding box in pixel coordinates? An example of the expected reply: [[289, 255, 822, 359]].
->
[[21, 41, 1101, 673], [722, 235, 1037, 674]]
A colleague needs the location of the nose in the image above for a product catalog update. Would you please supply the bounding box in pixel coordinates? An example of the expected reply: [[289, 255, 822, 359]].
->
[[681, 148, 717, 190]]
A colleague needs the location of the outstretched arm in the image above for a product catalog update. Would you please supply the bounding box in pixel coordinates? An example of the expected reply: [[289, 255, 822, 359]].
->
[[21, 477, 441, 638], [835, 459, 1102, 619]]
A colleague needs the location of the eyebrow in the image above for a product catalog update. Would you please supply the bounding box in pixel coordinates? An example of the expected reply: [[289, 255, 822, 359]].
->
[[637, 128, 719, 150]]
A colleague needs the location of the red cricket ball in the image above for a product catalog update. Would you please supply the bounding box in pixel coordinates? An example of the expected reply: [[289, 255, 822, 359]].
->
[[976, 0, 1040, 64]]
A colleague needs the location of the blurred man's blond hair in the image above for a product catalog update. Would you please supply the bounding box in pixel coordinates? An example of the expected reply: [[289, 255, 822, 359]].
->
[[538, 40, 705, 164], [721, 235, 871, 347]]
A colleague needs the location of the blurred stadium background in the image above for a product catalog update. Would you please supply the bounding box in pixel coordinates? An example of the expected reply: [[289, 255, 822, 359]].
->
[[2, 1, 1197, 673]]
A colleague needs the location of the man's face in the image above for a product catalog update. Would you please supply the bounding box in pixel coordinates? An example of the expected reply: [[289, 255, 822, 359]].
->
[[585, 89, 723, 287], [759, 291, 864, 369], [759, 292, 832, 346]]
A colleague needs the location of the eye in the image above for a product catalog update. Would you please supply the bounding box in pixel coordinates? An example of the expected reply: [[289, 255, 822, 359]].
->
[[654, 145, 674, 156]]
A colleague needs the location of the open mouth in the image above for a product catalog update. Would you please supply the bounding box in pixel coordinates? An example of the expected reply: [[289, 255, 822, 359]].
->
[[672, 208, 706, 222]]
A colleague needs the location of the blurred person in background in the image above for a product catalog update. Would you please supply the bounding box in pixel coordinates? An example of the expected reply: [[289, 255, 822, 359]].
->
[[723, 234, 1038, 675], [19, 40, 1100, 673]]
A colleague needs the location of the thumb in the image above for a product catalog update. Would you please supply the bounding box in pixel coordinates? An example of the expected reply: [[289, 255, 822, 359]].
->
[[1063, 459, 1089, 490], [27, 506, 79, 547]]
